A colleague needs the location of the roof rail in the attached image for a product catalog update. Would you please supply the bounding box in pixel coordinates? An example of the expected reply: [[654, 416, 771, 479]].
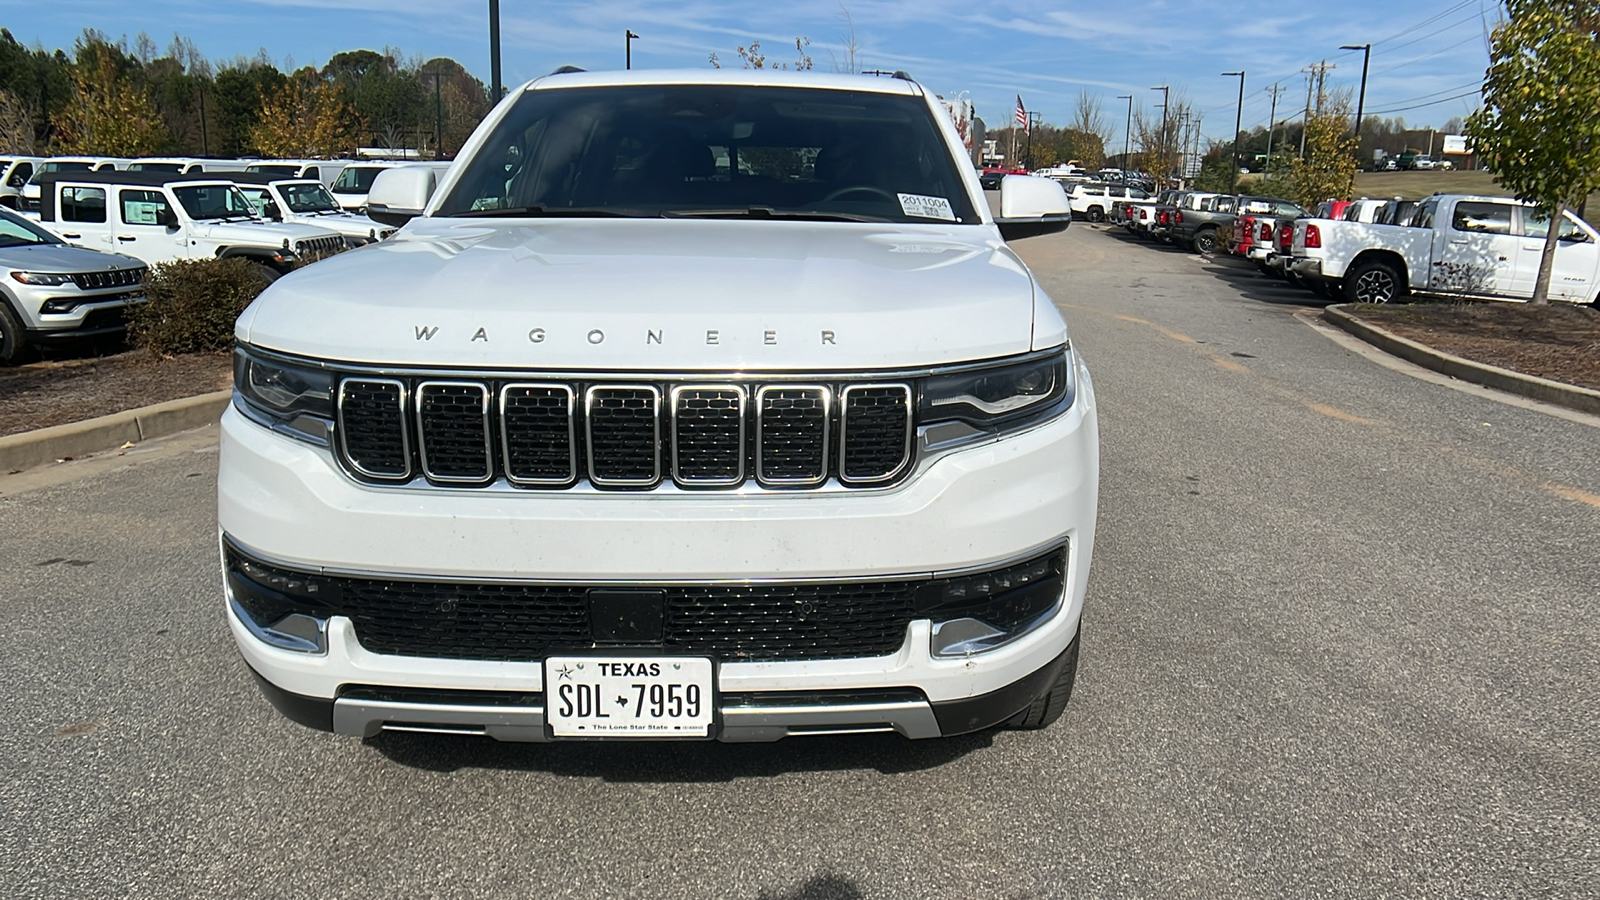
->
[[862, 70, 914, 81], [550, 65, 585, 75]]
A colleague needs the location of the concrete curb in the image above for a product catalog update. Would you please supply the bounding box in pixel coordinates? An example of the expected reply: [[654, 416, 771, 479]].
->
[[1323, 305, 1600, 417], [0, 390, 231, 474]]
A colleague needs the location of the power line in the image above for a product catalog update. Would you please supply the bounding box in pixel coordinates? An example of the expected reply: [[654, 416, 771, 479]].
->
[[1374, 32, 1486, 76], [1371, 0, 1477, 47], [1365, 89, 1481, 115]]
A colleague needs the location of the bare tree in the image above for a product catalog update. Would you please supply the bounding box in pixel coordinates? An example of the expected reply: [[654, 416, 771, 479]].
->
[[1072, 91, 1110, 148], [0, 89, 38, 154], [830, 4, 863, 74]]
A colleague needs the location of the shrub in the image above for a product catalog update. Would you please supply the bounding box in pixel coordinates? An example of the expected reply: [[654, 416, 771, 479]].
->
[[127, 257, 276, 357]]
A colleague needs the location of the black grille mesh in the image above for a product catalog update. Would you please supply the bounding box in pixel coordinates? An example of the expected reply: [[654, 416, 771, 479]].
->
[[758, 388, 829, 483], [68, 267, 145, 290], [587, 387, 659, 484], [502, 385, 574, 483], [840, 386, 911, 482], [225, 545, 1067, 664], [674, 388, 744, 483], [417, 383, 490, 481], [339, 380, 408, 477]]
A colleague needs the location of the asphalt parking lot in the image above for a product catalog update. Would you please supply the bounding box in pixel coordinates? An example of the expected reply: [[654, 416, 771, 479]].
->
[[2, 222, 1597, 899]]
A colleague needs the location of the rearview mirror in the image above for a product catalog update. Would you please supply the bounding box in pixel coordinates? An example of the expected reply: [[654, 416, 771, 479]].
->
[[995, 175, 1072, 241], [365, 166, 441, 228]]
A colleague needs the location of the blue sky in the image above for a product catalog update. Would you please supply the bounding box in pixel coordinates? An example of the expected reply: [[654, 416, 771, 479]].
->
[[1, 0, 1497, 146]]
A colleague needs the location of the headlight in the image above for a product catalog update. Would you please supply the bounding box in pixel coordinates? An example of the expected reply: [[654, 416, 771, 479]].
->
[[233, 346, 335, 443], [10, 271, 75, 286], [919, 348, 1075, 431]]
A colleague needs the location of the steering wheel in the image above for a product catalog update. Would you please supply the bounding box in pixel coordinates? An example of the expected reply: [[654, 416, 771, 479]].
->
[[820, 185, 898, 203]]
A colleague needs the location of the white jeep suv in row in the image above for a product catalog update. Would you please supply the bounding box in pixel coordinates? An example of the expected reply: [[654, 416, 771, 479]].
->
[[221, 69, 1099, 743]]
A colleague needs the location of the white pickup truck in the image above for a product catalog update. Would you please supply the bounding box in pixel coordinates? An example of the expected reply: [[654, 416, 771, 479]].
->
[[1289, 194, 1600, 305]]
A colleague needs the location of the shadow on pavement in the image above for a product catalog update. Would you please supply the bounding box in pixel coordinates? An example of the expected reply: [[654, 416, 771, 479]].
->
[[363, 727, 996, 779], [1202, 259, 1335, 308], [758, 874, 865, 900]]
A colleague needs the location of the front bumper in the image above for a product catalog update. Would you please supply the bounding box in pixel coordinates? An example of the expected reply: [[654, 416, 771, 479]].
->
[[220, 370, 1099, 739]]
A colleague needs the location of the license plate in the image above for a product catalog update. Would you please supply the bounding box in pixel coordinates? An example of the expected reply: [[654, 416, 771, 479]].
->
[[545, 656, 715, 738]]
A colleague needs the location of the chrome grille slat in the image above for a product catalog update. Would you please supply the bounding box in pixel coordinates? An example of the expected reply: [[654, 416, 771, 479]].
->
[[672, 386, 745, 486], [585, 385, 661, 487], [415, 381, 492, 483], [500, 384, 576, 485], [838, 384, 912, 484], [756, 385, 830, 486], [338, 379, 411, 480]]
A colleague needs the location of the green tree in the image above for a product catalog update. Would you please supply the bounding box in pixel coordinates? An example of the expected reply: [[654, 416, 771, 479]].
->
[[56, 36, 168, 156], [1466, 0, 1600, 305], [212, 62, 285, 156], [1283, 102, 1358, 208], [0, 29, 74, 149], [251, 68, 356, 157]]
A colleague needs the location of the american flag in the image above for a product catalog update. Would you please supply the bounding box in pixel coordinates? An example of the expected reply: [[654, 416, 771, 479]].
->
[[1015, 95, 1028, 132]]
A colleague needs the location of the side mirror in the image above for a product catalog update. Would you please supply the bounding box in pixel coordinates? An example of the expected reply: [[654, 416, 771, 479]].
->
[[7, 174, 22, 187], [995, 175, 1072, 241], [263, 201, 282, 221], [1558, 230, 1591, 243], [365, 166, 439, 228], [161, 207, 180, 229]]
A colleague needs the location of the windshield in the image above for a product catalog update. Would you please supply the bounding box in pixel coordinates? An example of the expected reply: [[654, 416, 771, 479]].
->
[[434, 84, 980, 224], [280, 182, 341, 213], [331, 166, 386, 193], [172, 184, 258, 221], [247, 164, 301, 176], [0, 207, 64, 246]]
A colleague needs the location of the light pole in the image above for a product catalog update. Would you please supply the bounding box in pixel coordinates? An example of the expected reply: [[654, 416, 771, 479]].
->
[[1340, 43, 1371, 148], [1117, 95, 1133, 170], [626, 30, 640, 70], [488, 0, 502, 101], [1222, 71, 1245, 193], [1151, 85, 1169, 186]]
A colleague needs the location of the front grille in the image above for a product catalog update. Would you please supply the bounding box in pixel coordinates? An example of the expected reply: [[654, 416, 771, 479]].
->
[[225, 544, 1068, 664], [295, 236, 346, 257], [69, 267, 146, 290], [334, 375, 913, 491]]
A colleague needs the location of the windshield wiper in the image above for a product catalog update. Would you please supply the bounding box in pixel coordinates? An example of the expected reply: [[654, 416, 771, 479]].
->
[[448, 205, 654, 219], [661, 207, 889, 223]]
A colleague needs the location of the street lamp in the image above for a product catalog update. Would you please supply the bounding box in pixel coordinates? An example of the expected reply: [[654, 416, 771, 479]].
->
[[1117, 95, 1133, 170], [488, 0, 502, 101], [626, 30, 640, 70], [1222, 71, 1245, 193], [1340, 43, 1372, 143], [1151, 86, 1169, 186]]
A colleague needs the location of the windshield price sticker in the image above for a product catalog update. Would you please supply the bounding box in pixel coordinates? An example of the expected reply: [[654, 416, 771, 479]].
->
[[545, 656, 715, 738], [898, 193, 957, 221]]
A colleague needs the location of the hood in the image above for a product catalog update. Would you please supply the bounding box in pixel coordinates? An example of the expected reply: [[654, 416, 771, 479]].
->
[[287, 211, 387, 240], [239, 218, 1041, 371], [192, 220, 342, 245], [0, 243, 144, 272]]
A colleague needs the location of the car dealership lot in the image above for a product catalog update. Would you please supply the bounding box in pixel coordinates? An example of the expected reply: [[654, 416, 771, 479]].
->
[[2, 224, 1597, 899]]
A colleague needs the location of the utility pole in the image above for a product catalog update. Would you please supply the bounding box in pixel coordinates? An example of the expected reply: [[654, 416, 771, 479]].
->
[[1026, 111, 1040, 168], [197, 86, 209, 156], [1117, 95, 1133, 169], [1299, 61, 1336, 157], [626, 30, 640, 69], [432, 70, 444, 160], [1223, 71, 1245, 193], [1264, 83, 1284, 170], [1151, 85, 1169, 186], [489, 0, 502, 101], [1340, 43, 1371, 142]]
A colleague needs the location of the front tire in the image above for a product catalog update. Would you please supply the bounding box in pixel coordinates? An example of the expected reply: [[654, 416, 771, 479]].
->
[[0, 301, 35, 366], [1344, 259, 1406, 304], [1192, 228, 1219, 255], [1006, 631, 1081, 730]]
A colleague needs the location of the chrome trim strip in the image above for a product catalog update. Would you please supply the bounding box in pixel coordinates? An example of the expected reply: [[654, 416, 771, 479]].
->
[[239, 341, 1068, 383], [584, 384, 662, 487], [838, 383, 913, 485], [329, 697, 942, 741], [336, 377, 412, 480], [222, 532, 1070, 588], [670, 384, 746, 487], [414, 380, 493, 484], [755, 384, 831, 487], [498, 382, 577, 486]]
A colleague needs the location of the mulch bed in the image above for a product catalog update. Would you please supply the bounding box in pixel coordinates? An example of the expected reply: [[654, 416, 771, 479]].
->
[[0, 349, 233, 439], [1340, 301, 1600, 393]]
